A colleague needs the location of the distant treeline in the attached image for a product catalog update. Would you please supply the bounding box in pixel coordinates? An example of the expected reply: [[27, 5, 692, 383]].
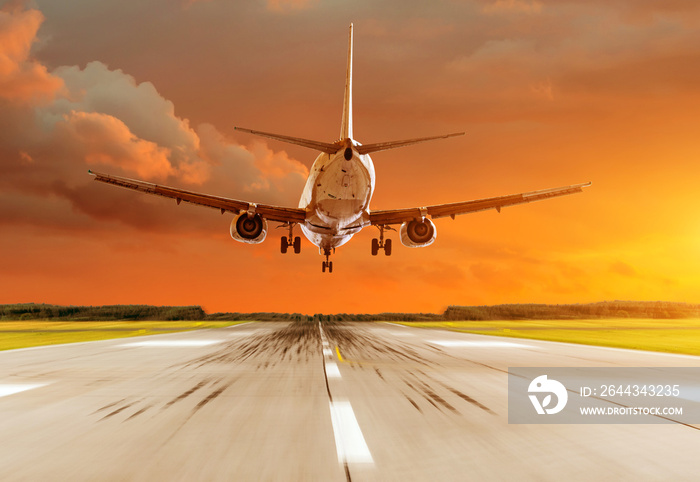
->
[[206, 312, 441, 322], [0, 304, 206, 321], [0, 304, 442, 322], [443, 301, 700, 320], [1, 301, 699, 321]]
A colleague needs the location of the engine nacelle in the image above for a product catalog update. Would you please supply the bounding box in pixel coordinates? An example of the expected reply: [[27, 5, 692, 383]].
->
[[230, 213, 268, 244], [400, 218, 437, 248]]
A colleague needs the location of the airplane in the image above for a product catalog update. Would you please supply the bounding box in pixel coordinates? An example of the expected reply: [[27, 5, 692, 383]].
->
[[89, 24, 590, 273]]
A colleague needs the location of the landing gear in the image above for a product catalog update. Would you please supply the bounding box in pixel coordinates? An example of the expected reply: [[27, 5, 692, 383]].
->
[[321, 247, 334, 273], [280, 223, 301, 254], [372, 225, 393, 256]]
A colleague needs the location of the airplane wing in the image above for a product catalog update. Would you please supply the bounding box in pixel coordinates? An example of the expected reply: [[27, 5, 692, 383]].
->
[[88, 170, 307, 223], [369, 182, 591, 226]]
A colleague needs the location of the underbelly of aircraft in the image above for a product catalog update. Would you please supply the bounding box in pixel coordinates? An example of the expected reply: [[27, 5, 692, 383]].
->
[[301, 198, 368, 250], [298, 152, 374, 250], [300, 224, 354, 251], [315, 198, 364, 225]]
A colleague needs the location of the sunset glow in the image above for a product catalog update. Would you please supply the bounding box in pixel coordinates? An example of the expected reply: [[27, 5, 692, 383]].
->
[[1, 1, 699, 314]]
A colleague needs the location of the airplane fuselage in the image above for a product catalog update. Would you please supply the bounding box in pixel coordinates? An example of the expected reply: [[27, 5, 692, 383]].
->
[[298, 140, 375, 252]]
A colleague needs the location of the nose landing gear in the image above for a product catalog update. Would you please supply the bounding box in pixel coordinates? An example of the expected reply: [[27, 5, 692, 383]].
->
[[321, 247, 334, 273]]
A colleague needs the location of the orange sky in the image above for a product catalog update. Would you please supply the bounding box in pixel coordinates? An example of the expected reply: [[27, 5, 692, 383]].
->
[[2, 0, 700, 314]]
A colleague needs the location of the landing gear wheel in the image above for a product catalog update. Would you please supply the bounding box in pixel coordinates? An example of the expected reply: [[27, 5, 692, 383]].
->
[[322, 247, 333, 273], [280, 223, 299, 256], [384, 238, 392, 256], [371, 238, 379, 256]]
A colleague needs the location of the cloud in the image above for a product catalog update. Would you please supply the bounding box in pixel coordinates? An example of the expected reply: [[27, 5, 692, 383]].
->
[[469, 261, 525, 293], [610, 260, 638, 277], [482, 0, 543, 15], [442, 8, 700, 110], [181, 0, 212, 8], [540, 0, 700, 24], [0, 5, 307, 234], [48, 61, 207, 184], [57, 111, 175, 181], [266, 0, 317, 13], [0, 5, 63, 102], [448, 38, 557, 99], [196, 124, 308, 203], [249, 142, 310, 191], [530, 78, 554, 100]]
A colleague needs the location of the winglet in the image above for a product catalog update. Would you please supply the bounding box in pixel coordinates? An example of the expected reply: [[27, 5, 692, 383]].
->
[[340, 23, 353, 140]]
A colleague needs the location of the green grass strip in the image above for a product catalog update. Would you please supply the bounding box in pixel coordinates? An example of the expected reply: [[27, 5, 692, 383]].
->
[[0, 321, 248, 351], [393, 319, 700, 356]]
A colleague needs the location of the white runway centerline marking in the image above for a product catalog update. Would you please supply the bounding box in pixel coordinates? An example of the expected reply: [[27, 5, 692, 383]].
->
[[0, 383, 47, 398], [326, 362, 341, 378], [121, 340, 223, 347], [329, 401, 373, 464], [430, 340, 533, 348]]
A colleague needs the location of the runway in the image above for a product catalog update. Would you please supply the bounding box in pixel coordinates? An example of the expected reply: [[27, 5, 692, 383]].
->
[[1, 321, 699, 481]]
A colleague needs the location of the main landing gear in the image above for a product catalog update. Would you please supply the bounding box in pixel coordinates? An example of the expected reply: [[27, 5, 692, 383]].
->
[[371, 225, 392, 256], [280, 223, 301, 254], [321, 247, 333, 273]]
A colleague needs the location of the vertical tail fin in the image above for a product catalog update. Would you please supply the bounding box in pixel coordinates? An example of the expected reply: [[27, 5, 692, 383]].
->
[[340, 24, 353, 140]]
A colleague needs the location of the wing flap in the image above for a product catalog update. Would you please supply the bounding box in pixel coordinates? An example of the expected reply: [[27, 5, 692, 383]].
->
[[89, 170, 306, 223], [369, 182, 591, 225]]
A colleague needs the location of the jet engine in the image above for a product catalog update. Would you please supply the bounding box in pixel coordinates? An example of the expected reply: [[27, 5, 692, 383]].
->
[[230, 213, 268, 244], [399, 218, 437, 248]]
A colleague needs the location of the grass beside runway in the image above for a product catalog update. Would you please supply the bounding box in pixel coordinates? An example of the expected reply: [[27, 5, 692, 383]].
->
[[394, 319, 700, 356], [0, 321, 246, 351]]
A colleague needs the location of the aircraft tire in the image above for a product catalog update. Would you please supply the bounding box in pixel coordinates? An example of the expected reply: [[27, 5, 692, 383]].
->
[[384, 239, 392, 256], [294, 236, 301, 254], [281, 236, 288, 254], [371, 238, 379, 256]]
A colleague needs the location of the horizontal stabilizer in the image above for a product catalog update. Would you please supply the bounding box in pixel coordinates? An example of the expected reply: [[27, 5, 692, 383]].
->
[[357, 132, 465, 155], [234, 127, 339, 154]]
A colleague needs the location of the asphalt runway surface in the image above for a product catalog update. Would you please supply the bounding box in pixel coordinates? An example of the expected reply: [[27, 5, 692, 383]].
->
[[1, 321, 699, 481]]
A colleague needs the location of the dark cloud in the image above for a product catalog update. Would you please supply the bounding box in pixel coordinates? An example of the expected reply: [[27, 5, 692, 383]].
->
[[0, 5, 307, 236]]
